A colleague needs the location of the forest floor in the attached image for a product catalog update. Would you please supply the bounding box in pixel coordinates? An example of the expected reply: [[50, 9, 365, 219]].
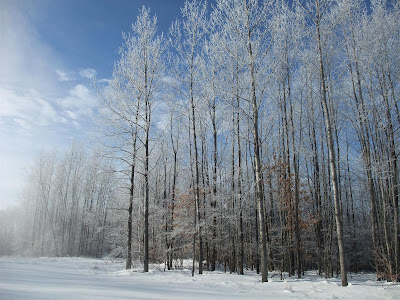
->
[[0, 257, 399, 299]]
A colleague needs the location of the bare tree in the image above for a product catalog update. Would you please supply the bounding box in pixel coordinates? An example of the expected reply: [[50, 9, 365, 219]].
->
[[170, 0, 208, 275]]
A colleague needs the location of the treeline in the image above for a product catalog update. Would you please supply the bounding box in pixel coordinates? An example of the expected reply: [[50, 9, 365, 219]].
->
[[0, 0, 399, 284], [0, 145, 118, 257]]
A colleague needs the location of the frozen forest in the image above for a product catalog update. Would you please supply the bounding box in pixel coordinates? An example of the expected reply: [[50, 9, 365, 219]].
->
[[1, 0, 400, 292]]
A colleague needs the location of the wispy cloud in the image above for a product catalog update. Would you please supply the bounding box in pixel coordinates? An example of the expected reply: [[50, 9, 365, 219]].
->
[[98, 78, 112, 84], [59, 84, 98, 118], [0, 2, 60, 94], [0, 87, 62, 135], [56, 69, 75, 82], [79, 68, 97, 79]]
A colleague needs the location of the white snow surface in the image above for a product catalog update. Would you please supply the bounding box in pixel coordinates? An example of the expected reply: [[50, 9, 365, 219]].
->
[[0, 257, 399, 299]]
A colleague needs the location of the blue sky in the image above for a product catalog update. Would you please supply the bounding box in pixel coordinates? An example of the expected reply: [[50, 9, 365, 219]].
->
[[30, 0, 187, 78], [0, 0, 187, 209]]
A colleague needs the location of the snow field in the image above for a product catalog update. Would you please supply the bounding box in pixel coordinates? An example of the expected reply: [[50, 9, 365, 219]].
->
[[0, 257, 399, 299]]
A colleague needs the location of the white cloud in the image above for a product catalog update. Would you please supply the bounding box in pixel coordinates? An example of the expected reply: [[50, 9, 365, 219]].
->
[[64, 110, 79, 120], [79, 68, 97, 79], [60, 84, 97, 109], [56, 69, 75, 82], [59, 84, 98, 120], [98, 78, 112, 84], [0, 87, 60, 133]]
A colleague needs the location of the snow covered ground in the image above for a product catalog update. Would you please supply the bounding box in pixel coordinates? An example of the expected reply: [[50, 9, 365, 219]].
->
[[0, 257, 399, 299]]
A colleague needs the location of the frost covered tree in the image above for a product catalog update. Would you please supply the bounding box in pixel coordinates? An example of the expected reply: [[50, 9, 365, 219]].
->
[[97, 6, 165, 272], [169, 0, 208, 276], [211, 0, 279, 282]]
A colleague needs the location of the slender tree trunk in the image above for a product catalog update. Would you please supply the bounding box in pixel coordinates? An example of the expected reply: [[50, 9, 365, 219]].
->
[[211, 99, 218, 271], [237, 95, 244, 275], [316, 1, 347, 286], [250, 48, 268, 283], [244, 3, 268, 281], [126, 102, 140, 270], [144, 62, 150, 272], [230, 108, 236, 274], [289, 84, 301, 278], [383, 92, 399, 281], [190, 54, 203, 274], [169, 118, 178, 270]]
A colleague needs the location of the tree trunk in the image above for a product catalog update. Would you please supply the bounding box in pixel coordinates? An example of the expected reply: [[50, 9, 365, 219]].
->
[[190, 62, 203, 274], [316, 1, 347, 286], [126, 102, 140, 270], [237, 94, 244, 275], [211, 98, 218, 271]]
